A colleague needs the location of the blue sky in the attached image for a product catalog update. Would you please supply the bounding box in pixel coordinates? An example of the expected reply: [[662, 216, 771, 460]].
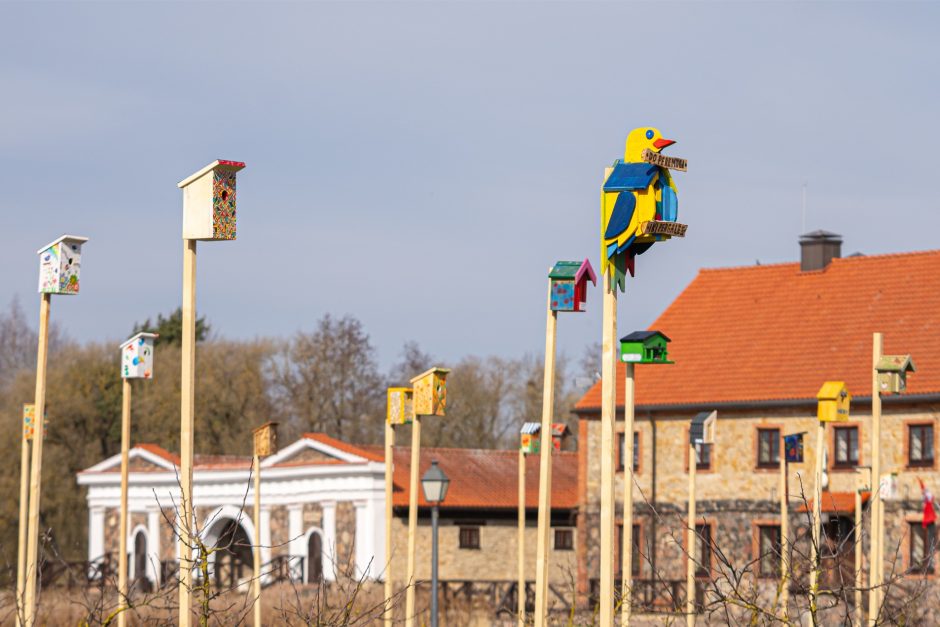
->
[[1, 2, 938, 369]]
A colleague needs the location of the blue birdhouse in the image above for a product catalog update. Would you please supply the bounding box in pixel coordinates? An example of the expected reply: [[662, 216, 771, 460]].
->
[[549, 259, 597, 312]]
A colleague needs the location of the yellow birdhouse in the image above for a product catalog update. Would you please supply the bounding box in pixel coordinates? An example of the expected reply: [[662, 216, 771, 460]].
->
[[177, 160, 246, 241], [817, 381, 851, 422], [252, 422, 279, 457], [387, 387, 415, 425], [410, 367, 450, 417], [876, 354, 916, 395]]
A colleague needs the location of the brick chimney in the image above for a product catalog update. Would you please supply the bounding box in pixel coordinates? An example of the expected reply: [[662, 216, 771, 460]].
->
[[799, 230, 842, 271]]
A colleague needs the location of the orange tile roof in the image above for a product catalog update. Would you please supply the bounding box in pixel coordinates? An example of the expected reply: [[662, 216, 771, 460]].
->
[[798, 491, 871, 514], [138, 443, 180, 465], [576, 250, 940, 411], [303, 432, 384, 463], [359, 445, 578, 511]]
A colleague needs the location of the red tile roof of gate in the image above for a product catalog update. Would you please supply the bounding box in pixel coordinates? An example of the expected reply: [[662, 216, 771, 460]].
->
[[576, 250, 940, 411]]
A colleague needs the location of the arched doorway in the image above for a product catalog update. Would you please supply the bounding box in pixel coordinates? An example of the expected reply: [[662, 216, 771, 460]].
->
[[206, 518, 254, 588], [132, 530, 152, 592], [306, 531, 323, 583]]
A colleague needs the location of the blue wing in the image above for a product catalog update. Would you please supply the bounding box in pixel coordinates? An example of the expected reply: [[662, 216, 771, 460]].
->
[[661, 184, 678, 222], [603, 162, 658, 192], [604, 191, 636, 240]]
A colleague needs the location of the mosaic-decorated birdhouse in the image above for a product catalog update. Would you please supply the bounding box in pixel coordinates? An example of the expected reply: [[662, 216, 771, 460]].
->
[[37, 235, 89, 295], [178, 160, 246, 240], [784, 433, 804, 463], [876, 354, 916, 395], [23, 404, 46, 441], [520, 423, 541, 454], [548, 259, 597, 312], [817, 381, 851, 422], [620, 330, 672, 364], [689, 410, 716, 445], [120, 332, 158, 379], [387, 387, 415, 425], [253, 421, 279, 457], [411, 367, 450, 417]]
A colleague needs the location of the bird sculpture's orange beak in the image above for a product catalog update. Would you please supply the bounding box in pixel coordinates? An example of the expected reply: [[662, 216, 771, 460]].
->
[[653, 138, 676, 150]]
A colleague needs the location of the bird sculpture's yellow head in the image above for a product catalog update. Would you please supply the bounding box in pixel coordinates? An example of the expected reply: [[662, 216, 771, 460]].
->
[[624, 127, 676, 162]]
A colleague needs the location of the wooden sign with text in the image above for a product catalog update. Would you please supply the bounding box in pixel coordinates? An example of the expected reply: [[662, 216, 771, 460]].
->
[[640, 220, 688, 237], [641, 149, 688, 172]]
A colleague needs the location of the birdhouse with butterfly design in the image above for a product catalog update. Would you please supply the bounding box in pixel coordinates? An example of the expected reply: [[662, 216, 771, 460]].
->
[[253, 421, 279, 457], [549, 259, 597, 312], [817, 381, 851, 422], [387, 387, 415, 425], [37, 235, 89, 295], [120, 332, 158, 379], [411, 367, 450, 417], [178, 160, 246, 240]]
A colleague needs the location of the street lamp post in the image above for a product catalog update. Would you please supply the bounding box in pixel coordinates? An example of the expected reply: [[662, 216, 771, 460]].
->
[[421, 461, 450, 627]]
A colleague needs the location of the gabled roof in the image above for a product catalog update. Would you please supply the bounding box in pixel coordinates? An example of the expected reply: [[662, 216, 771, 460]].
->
[[37, 234, 88, 254], [357, 445, 578, 511], [576, 249, 940, 411], [798, 491, 871, 514], [548, 259, 597, 286], [620, 330, 669, 343]]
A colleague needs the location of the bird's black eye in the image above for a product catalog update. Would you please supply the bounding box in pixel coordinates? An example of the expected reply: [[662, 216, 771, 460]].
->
[[646, 129, 654, 140]]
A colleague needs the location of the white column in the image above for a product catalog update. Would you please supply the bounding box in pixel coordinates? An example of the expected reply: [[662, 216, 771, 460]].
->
[[288, 504, 303, 581], [260, 506, 272, 582], [322, 501, 337, 582], [354, 500, 375, 579], [89, 506, 105, 561], [148, 509, 161, 586]]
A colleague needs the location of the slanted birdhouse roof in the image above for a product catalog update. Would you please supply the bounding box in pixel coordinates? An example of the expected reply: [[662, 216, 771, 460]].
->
[[548, 259, 597, 286], [119, 332, 159, 350], [620, 330, 670, 343], [817, 381, 849, 401], [253, 421, 279, 435], [410, 366, 451, 385], [37, 234, 89, 254], [520, 422, 541, 435], [177, 159, 246, 189], [876, 355, 916, 373]]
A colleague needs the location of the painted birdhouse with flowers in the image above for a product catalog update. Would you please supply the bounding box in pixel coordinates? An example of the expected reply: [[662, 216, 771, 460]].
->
[[37, 235, 89, 295], [178, 160, 246, 240], [121, 332, 158, 379], [548, 259, 597, 312]]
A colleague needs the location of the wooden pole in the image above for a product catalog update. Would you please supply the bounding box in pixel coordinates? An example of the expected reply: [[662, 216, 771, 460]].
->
[[621, 362, 635, 625], [855, 485, 862, 627], [179, 238, 197, 627], [599, 271, 617, 627], [868, 332, 882, 626], [384, 422, 395, 627], [23, 292, 51, 627], [686, 442, 697, 627], [16, 425, 31, 627], [779, 437, 789, 616], [404, 417, 422, 627], [518, 448, 526, 627], [534, 278, 558, 627], [118, 379, 132, 627], [809, 420, 825, 621], [253, 453, 262, 627]]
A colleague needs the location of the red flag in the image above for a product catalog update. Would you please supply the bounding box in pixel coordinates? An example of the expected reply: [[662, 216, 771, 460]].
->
[[919, 478, 936, 528]]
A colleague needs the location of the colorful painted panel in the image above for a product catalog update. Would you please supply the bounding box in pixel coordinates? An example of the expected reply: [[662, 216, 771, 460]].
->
[[520, 432, 540, 455], [212, 169, 237, 240], [121, 333, 157, 379], [411, 368, 450, 417], [38, 239, 84, 295], [23, 404, 35, 441], [784, 433, 804, 463], [551, 280, 575, 311]]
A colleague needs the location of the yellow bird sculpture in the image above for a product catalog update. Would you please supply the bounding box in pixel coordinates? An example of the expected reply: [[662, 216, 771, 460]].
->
[[600, 127, 680, 290]]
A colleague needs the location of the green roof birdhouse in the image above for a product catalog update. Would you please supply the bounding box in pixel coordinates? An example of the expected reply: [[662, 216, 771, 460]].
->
[[876, 354, 916, 395], [549, 259, 597, 312], [817, 381, 851, 422], [620, 330, 672, 364]]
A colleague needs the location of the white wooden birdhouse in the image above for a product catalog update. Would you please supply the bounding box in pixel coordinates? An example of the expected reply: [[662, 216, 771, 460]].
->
[[120, 332, 158, 379], [37, 235, 89, 295], [253, 422, 279, 457], [411, 367, 451, 417], [387, 387, 415, 425], [177, 160, 246, 240]]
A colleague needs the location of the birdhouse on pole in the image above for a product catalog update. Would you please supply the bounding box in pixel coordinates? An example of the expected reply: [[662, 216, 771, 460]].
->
[[37, 235, 89, 295], [817, 381, 851, 422], [620, 330, 672, 364], [252, 422, 279, 457], [876, 355, 916, 395], [520, 423, 541, 455], [387, 387, 415, 425], [120, 332, 158, 379], [411, 367, 450, 417], [177, 160, 246, 241], [549, 259, 597, 312], [689, 411, 717, 446], [22, 404, 47, 441], [550, 423, 572, 451]]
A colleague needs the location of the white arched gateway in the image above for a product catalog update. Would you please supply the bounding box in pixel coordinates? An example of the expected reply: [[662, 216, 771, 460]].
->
[[78, 434, 385, 585]]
